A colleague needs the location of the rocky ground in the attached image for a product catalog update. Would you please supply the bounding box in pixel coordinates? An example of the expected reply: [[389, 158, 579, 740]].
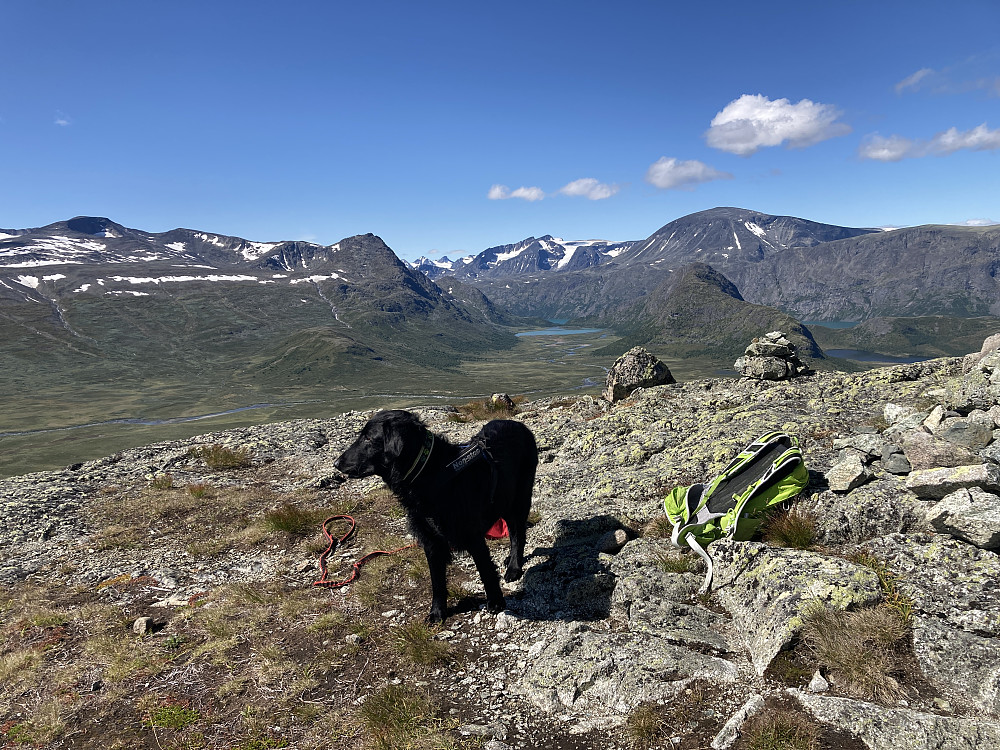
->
[[3, 345, 1000, 749]]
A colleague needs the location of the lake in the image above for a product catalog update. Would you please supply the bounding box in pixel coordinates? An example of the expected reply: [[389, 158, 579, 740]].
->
[[516, 327, 603, 337], [825, 349, 929, 364]]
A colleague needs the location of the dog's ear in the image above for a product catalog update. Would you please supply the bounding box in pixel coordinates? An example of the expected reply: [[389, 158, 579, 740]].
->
[[381, 419, 407, 463]]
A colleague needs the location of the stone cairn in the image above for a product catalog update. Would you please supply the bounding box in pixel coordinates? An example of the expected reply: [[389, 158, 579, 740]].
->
[[734, 331, 809, 381], [604, 346, 675, 403]]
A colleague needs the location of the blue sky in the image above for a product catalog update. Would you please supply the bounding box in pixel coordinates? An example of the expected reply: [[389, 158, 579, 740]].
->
[[2, 0, 999, 260]]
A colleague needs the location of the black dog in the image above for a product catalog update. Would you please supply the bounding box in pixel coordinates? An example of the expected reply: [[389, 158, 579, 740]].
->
[[334, 410, 538, 623]]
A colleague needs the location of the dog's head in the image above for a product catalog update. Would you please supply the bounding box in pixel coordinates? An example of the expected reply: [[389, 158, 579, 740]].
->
[[334, 410, 428, 482]]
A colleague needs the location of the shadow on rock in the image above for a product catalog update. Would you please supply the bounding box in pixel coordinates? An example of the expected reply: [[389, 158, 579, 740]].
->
[[509, 515, 629, 621]]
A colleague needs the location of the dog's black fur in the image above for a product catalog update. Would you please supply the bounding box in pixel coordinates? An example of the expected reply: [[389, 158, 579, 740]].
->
[[334, 410, 538, 623]]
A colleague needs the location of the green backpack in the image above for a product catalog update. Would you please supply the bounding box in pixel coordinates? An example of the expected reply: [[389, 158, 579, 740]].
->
[[663, 431, 809, 594]]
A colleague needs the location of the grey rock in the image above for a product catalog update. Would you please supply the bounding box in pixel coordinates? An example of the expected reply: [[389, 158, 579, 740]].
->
[[911, 616, 1000, 716], [925, 487, 1000, 549], [603, 347, 675, 403], [905, 463, 1000, 499], [596, 528, 629, 554], [923, 405, 947, 432], [806, 480, 926, 545], [901, 429, 980, 471], [711, 540, 882, 675], [515, 626, 739, 716], [825, 454, 872, 493], [833, 433, 885, 457], [884, 403, 923, 426], [807, 671, 829, 693], [791, 690, 1000, 749], [710, 694, 765, 750], [938, 417, 994, 450], [735, 355, 791, 381], [132, 616, 153, 636], [610, 541, 731, 652], [881, 447, 912, 475], [862, 534, 1000, 637]]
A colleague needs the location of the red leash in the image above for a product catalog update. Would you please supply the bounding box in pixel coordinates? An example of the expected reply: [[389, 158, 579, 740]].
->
[[312, 514, 417, 589]]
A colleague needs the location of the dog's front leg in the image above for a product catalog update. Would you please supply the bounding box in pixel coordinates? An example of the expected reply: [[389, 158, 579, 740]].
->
[[424, 544, 450, 623], [467, 538, 506, 614]]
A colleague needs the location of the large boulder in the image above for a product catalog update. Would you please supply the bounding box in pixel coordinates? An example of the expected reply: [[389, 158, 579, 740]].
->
[[603, 347, 674, 403]]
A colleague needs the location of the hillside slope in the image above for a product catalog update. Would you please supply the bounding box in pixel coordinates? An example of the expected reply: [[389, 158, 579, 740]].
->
[[3, 353, 999, 748]]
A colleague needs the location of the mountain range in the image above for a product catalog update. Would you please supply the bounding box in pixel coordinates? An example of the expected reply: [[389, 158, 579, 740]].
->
[[442, 207, 1000, 323], [4, 207, 1000, 475]]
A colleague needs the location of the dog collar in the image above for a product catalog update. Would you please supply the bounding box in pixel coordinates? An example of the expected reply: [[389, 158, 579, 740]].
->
[[401, 430, 435, 483]]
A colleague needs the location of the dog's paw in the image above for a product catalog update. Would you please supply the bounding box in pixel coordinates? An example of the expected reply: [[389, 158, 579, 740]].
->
[[427, 606, 446, 624], [503, 566, 523, 582], [486, 597, 507, 614]]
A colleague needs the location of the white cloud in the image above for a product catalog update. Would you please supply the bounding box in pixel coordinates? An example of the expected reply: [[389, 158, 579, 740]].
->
[[487, 184, 545, 202], [644, 157, 733, 191], [705, 94, 851, 156], [557, 178, 620, 200], [859, 123, 1000, 161], [54, 110, 71, 127], [954, 218, 999, 226], [932, 123, 1000, 154], [857, 133, 915, 162], [895, 68, 935, 94]]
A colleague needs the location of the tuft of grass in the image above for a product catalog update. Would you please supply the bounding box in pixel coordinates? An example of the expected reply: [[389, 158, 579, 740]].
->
[[644, 515, 674, 539], [849, 552, 914, 623], [150, 472, 174, 490], [391, 621, 452, 666], [1, 699, 65, 746], [625, 681, 709, 748], [186, 482, 213, 499], [190, 443, 252, 470], [762, 507, 818, 550], [741, 709, 820, 750], [358, 684, 438, 750], [655, 547, 696, 574], [800, 603, 909, 702], [263, 502, 324, 537], [625, 702, 669, 748], [144, 704, 201, 730]]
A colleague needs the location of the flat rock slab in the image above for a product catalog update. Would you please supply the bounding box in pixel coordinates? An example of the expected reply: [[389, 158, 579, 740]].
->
[[515, 624, 740, 721], [905, 463, 1000, 499], [711, 540, 882, 675], [790, 690, 1000, 749]]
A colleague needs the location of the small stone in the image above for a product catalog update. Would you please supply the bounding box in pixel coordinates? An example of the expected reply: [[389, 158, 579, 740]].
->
[[826, 454, 872, 493], [933, 698, 953, 711], [345, 633, 362, 645], [808, 670, 830, 693], [132, 616, 153, 636], [596, 528, 629, 554]]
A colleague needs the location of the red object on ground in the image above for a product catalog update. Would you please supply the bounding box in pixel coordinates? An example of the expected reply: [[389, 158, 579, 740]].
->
[[486, 518, 509, 539]]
